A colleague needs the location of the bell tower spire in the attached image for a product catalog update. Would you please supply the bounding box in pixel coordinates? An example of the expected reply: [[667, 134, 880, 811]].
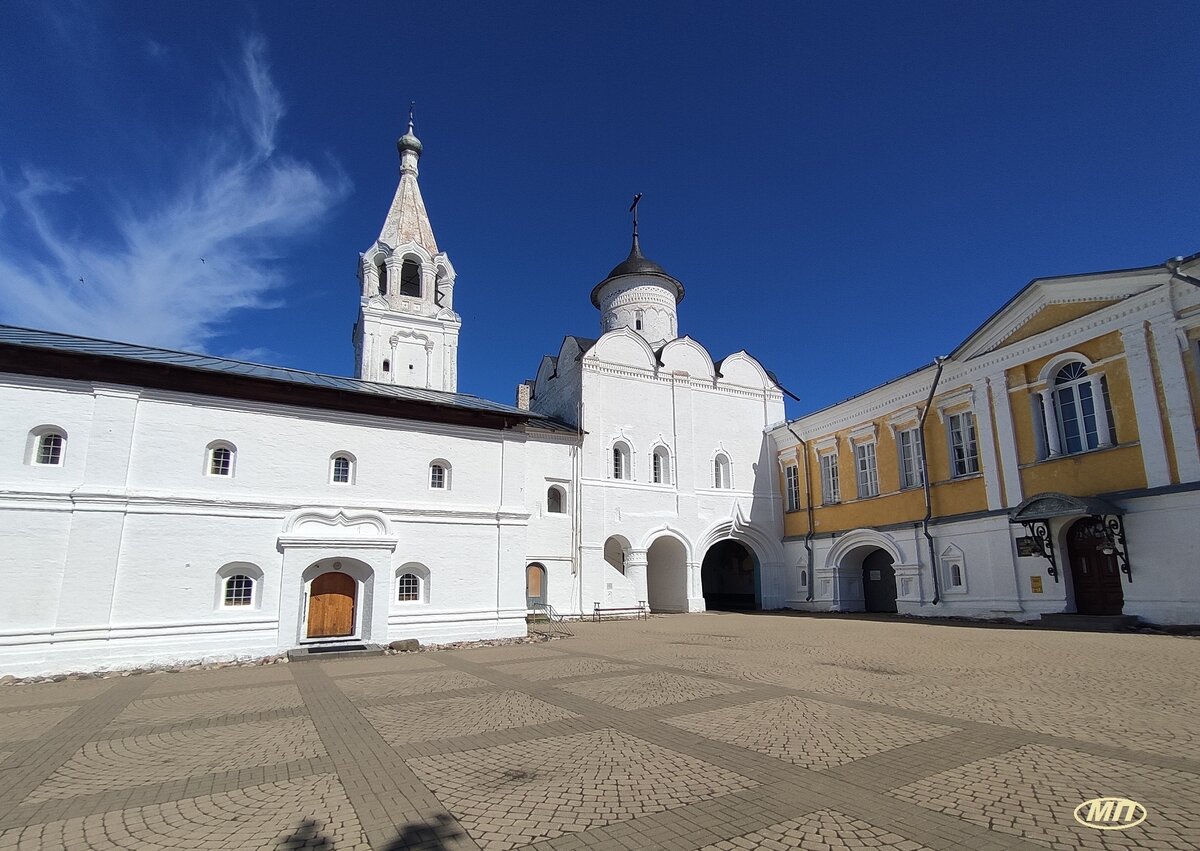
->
[[352, 114, 461, 391]]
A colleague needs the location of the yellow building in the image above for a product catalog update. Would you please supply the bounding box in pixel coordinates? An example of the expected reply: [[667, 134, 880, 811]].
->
[[770, 252, 1200, 625]]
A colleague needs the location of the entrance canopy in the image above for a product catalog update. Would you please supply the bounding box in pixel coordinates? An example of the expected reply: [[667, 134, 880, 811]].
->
[[1009, 492, 1123, 523]]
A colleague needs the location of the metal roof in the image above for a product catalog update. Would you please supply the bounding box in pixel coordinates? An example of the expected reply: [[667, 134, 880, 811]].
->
[[0, 325, 533, 418]]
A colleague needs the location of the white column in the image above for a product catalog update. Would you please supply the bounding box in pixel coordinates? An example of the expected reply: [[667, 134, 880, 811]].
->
[[990, 372, 1023, 506], [1150, 318, 1200, 480], [972, 383, 1003, 510], [1120, 322, 1172, 486], [1089, 374, 1114, 448], [625, 549, 649, 607], [1038, 390, 1062, 457]]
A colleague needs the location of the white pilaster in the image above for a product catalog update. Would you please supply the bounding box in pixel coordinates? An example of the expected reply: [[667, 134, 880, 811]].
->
[[991, 373, 1023, 506], [1150, 318, 1200, 480], [1089, 374, 1114, 448], [1038, 389, 1062, 458], [1120, 322, 1172, 486], [972, 382, 1003, 510]]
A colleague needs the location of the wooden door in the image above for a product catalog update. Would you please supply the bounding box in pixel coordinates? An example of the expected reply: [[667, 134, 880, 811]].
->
[[1067, 519, 1124, 615], [307, 572, 356, 638], [526, 564, 546, 608]]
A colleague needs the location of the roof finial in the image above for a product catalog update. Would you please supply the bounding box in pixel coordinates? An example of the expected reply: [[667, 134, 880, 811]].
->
[[629, 193, 643, 249], [397, 102, 423, 158]]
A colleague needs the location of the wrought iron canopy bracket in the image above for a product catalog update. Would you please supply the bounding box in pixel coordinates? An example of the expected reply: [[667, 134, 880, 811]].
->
[[1020, 519, 1058, 582], [1096, 513, 1132, 582]]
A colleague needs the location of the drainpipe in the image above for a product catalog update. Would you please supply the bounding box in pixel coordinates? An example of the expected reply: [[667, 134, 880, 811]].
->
[[784, 424, 816, 602], [918, 357, 949, 605]]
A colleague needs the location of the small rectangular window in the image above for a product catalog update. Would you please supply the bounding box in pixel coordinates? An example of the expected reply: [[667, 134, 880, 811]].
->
[[855, 442, 879, 498], [948, 412, 979, 477], [820, 453, 840, 504], [430, 464, 446, 489], [785, 464, 800, 512]]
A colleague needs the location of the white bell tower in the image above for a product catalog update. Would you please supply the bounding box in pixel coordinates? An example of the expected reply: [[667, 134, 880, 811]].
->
[[353, 116, 461, 391]]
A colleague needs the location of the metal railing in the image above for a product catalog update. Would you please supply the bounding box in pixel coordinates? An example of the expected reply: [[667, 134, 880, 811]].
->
[[528, 602, 574, 637]]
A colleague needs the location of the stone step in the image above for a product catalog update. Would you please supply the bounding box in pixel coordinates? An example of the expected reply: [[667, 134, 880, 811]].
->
[[286, 643, 385, 662], [1037, 613, 1141, 632]]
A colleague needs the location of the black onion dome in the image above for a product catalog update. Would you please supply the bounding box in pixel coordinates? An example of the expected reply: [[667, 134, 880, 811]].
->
[[590, 235, 685, 308]]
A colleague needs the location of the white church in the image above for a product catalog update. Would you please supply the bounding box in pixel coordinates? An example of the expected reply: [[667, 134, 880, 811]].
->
[[0, 123, 787, 677]]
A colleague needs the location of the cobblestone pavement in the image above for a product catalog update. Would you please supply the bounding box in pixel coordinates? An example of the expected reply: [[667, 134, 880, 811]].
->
[[1, 613, 1197, 850]]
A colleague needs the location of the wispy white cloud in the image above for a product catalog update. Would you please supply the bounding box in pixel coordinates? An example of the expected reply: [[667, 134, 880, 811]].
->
[[0, 37, 348, 353]]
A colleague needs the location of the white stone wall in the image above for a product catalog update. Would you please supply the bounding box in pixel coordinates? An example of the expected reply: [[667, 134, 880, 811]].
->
[[557, 329, 787, 615], [596, 277, 679, 347], [0, 374, 535, 676]]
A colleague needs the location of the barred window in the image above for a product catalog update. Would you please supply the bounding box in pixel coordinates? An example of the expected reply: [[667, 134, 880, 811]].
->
[[223, 575, 254, 607], [397, 573, 421, 602]]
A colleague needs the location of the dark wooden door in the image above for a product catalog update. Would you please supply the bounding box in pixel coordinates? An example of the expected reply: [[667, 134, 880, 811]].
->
[[307, 572, 356, 638], [1067, 519, 1124, 615], [862, 550, 898, 613]]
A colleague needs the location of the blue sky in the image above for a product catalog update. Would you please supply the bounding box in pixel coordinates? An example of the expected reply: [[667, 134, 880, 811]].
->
[[2, 1, 1198, 416]]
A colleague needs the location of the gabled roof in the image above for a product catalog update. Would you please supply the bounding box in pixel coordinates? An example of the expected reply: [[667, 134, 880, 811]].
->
[[0, 325, 543, 430], [951, 254, 1191, 360]]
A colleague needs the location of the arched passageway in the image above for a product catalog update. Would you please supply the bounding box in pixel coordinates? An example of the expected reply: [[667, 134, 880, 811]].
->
[[646, 536, 688, 612], [701, 540, 759, 610], [861, 549, 897, 613]]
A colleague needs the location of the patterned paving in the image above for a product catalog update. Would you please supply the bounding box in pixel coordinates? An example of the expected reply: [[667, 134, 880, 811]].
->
[[407, 728, 756, 849], [695, 808, 935, 850], [0, 775, 369, 850], [334, 669, 491, 702], [0, 613, 1196, 851], [555, 670, 747, 710], [22, 718, 325, 803], [891, 743, 1200, 851], [667, 694, 959, 770], [106, 684, 304, 728], [362, 691, 577, 745], [0, 707, 78, 743]]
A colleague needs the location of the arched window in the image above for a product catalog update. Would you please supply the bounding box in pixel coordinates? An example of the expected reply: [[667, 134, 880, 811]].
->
[[376, 260, 388, 296], [216, 563, 262, 609], [634, 310, 644, 331], [400, 258, 421, 297], [713, 453, 731, 488], [206, 441, 236, 477], [612, 442, 631, 480], [1051, 362, 1112, 454], [800, 569, 808, 587], [395, 563, 430, 603], [382, 359, 391, 373], [547, 485, 565, 514], [652, 446, 671, 484], [29, 427, 66, 466], [331, 452, 355, 485], [429, 460, 450, 489], [397, 573, 420, 601]]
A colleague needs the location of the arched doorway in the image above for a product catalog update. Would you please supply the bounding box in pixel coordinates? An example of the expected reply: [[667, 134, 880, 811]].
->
[[1067, 518, 1124, 615], [526, 563, 547, 608], [646, 536, 688, 612], [307, 571, 357, 638], [701, 540, 759, 610], [862, 549, 897, 613]]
